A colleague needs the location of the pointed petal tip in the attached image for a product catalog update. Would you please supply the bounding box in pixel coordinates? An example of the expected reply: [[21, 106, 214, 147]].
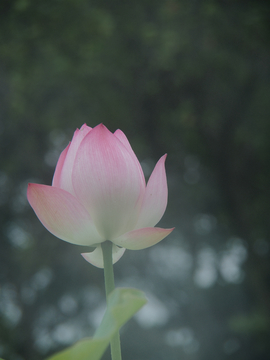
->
[[114, 128, 123, 135], [79, 123, 92, 131], [160, 153, 167, 163], [114, 226, 174, 250], [27, 182, 41, 198], [87, 123, 111, 139], [95, 123, 107, 130], [27, 183, 33, 198]]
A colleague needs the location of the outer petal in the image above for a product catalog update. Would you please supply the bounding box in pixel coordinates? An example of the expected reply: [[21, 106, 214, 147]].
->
[[81, 244, 126, 268], [27, 183, 104, 246], [113, 227, 174, 250], [135, 154, 168, 229], [54, 124, 92, 195], [114, 129, 145, 187], [72, 124, 145, 240], [52, 143, 70, 187]]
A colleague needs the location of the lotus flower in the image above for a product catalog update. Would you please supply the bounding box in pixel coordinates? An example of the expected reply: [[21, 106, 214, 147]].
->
[[27, 124, 173, 268]]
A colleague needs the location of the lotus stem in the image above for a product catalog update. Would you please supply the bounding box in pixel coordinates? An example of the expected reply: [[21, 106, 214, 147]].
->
[[101, 241, 122, 360]]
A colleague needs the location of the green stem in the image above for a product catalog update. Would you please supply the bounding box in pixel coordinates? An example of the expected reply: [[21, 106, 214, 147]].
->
[[101, 241, 122, 360]]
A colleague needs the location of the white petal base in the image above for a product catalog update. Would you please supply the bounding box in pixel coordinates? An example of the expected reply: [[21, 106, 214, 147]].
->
[[82, 243, 126, 268]]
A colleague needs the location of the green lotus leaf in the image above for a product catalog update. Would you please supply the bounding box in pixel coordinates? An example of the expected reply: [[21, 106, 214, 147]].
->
[[47, 287, 147, 360]]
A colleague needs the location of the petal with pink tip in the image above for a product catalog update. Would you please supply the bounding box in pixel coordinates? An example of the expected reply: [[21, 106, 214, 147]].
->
[[72, 124, 145, 240], [113, 227, 174, 250], [114, 129, 145, 187], [52, 143, 70, 188], [56, 124, 92, 195], [27, 183, 104, 246], [81, 244, 126, 268], [135, 154, 168, 229]]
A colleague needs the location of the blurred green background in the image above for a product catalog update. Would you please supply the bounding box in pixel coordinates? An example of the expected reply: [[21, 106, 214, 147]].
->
[[1, 0, 270, 359]]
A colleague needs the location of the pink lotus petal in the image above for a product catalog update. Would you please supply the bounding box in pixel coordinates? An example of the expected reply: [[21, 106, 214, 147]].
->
[[135, 154, 168, 229], [72, 124, 145, 240], [27, 183, 104, 246], [81, 244, 126, 268], [113, 227, 174, 250], [56, 124, 92, 195], [114, 129, 145, 186], [52, 143, 70, 188]]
